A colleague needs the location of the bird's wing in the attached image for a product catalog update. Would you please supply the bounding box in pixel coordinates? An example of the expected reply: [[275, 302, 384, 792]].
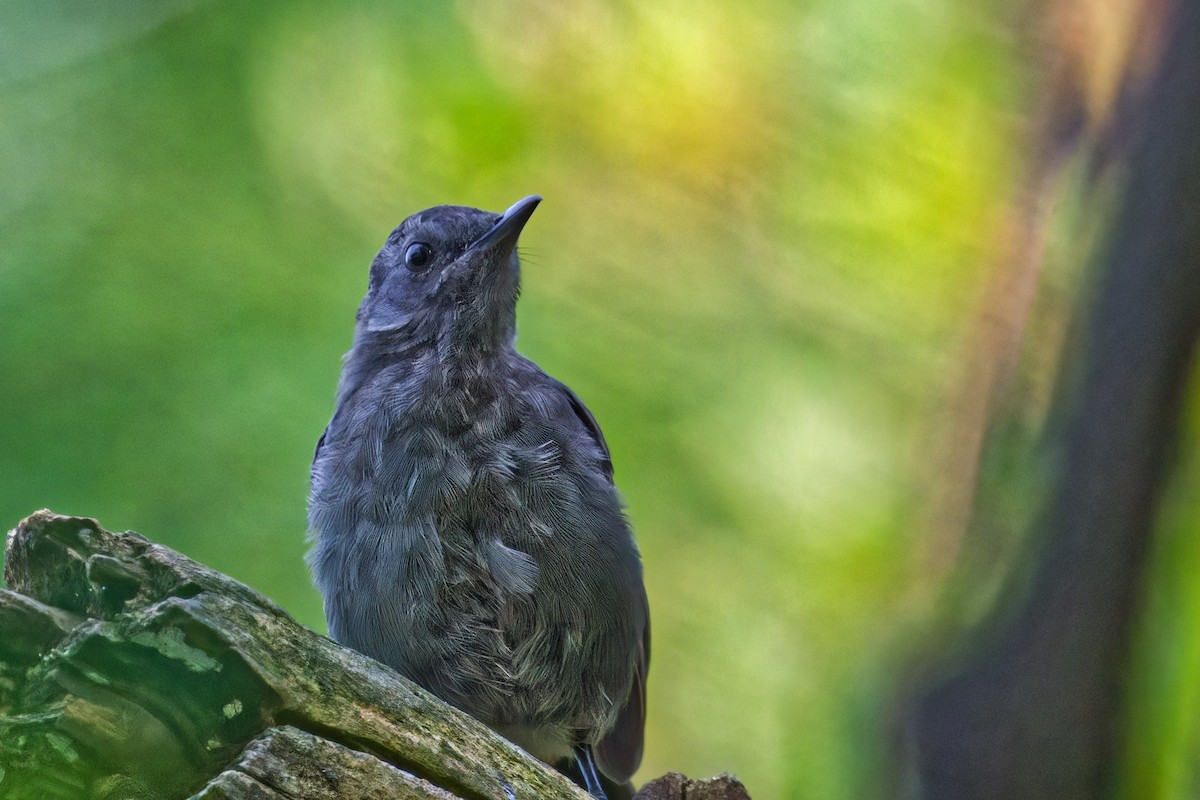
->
[[546, 377, 614, 482], [533, 367, 647, 780], [596, 596, 650, 782], [312, 427, 328, 473]]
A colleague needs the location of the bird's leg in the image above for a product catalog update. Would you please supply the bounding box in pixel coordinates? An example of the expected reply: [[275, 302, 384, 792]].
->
[[573, 744, 608, 800]]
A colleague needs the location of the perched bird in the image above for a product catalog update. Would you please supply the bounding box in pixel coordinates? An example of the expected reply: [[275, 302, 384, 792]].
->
[[307, 196, 648, 798]]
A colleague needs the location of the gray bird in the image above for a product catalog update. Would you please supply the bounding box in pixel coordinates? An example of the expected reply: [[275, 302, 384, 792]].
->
[[307, 196, 648, 799]]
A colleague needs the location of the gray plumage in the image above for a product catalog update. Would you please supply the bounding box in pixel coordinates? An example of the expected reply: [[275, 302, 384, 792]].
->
[[307, 196, 648, 796]]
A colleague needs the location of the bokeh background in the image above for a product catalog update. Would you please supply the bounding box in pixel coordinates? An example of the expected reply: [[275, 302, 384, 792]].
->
[[2, 1, 1195, 797]]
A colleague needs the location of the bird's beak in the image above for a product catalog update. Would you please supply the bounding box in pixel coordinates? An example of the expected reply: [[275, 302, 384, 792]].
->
[[468, 195, 541, 256]]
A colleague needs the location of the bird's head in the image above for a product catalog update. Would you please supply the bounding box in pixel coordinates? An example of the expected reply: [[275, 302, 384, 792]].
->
[[355, 195, 541, 356]]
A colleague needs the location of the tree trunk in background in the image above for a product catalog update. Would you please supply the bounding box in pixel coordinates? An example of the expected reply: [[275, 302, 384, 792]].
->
[[909, 1, 1200, 798]]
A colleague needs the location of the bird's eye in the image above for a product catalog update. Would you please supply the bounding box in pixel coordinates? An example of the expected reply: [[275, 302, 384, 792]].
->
[[404, 242, 433, 271]]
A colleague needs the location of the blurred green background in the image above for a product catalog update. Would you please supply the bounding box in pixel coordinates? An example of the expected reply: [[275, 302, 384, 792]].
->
[[3, 1, 1196, 797]]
